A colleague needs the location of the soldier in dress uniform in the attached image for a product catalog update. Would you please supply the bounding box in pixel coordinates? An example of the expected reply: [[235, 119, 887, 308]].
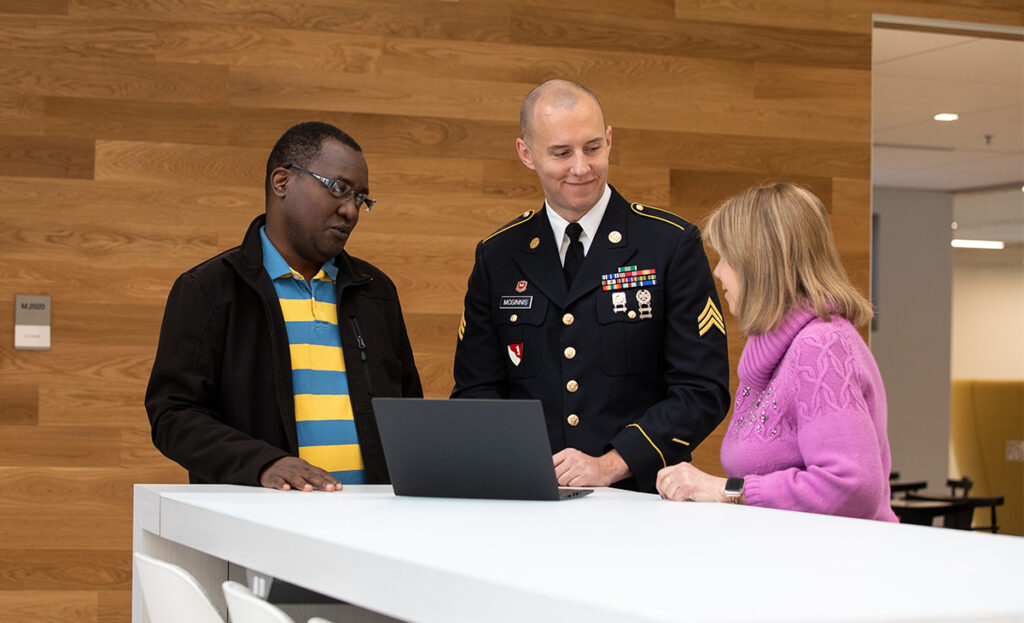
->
[[451, 80, 730, 493]]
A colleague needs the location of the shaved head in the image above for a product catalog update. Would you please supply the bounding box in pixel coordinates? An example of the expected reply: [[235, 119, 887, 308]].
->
[[514, 79, 612, 220], [520, 79, 606, 143]]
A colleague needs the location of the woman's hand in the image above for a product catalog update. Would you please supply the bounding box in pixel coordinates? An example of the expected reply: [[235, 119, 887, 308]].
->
[[656, 462, 728, 503]]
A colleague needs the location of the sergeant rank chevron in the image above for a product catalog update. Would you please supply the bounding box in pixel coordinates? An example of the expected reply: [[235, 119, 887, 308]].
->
[[698, 298, 725, 336]]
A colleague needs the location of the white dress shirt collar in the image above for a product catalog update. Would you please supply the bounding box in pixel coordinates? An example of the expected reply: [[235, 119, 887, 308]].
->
[[546, 184, 612, 264]]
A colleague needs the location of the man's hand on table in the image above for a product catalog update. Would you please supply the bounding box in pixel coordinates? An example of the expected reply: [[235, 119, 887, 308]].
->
[[259, 457, 343, 492], [553, 448, 630, 487]]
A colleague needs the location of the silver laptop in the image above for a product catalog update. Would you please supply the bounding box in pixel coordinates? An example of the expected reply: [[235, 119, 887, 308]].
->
[[372, 398, 592, 501]]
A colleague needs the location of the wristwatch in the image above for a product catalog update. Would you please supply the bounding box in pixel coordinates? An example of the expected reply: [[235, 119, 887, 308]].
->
[[723, 477, 745, 503]]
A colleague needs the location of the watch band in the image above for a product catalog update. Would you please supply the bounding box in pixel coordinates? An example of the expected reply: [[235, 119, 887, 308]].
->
[[724, 477, 745, 503]]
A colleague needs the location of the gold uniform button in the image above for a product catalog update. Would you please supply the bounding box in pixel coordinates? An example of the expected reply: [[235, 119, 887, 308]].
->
[[522, 210, 532, 218], [567, 414, 580, 427], [636, 205, 645, 211], [562, 313, 575, 326], [563, 346, 576, 359], [628, 310, 637, 319], [566, 380, 579, 393], [529, 237, 540, 249], [510, 314, 518, 322]]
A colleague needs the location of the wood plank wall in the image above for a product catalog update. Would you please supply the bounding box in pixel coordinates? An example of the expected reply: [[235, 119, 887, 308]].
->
[[1, 1, 1021, 620]]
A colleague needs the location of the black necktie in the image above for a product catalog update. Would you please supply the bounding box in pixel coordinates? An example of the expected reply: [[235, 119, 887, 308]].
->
[[563, 222, 584, 287]]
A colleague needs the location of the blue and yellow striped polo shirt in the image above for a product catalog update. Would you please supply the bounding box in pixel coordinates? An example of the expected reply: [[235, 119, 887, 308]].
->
[[260, 227, 365, 483]]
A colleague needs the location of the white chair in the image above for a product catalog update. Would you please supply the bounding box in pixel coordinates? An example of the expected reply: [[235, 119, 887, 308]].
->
[[223, 580, 296, 623], [134, 552, 224, 623]]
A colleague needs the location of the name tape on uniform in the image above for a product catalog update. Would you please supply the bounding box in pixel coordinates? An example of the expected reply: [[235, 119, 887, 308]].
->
[[500, 296, 533, 309]]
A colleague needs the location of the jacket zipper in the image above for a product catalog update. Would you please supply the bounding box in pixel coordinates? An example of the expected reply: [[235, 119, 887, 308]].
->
[[349, 316, 374, 396]]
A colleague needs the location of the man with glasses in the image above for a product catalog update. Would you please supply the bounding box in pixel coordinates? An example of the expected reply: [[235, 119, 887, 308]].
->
[[146, 121, 422, 491]]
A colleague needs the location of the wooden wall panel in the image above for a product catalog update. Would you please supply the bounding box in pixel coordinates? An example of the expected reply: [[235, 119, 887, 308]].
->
[[156, 25, 383, 72], [0, 550, 130, 591], [0, 0, 68, 15], [754, 63, 870, 101], [496, 0, 675, 20], [617, 127, 870, 177], [38, 383, 154, 427], [70, 0, 514, 42], [0, 426, 121, 468], [0, 383, 38, 425], [511, 9, 872, 68], [379, 37, 755, 94], [674, 0, 1024, 34], [0, 134, 93, 178], [227, 68, 527, 122], [0, 508, 131, 550], [0, 16, 157, 60], [0, 591, 98, 623], [2, 53, 228, 104], [0, 89, 45, 135], [1, 2, 1020, 620]]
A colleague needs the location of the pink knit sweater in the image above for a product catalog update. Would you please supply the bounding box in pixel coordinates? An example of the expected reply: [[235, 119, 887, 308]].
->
[[720, 306, 897, 521]]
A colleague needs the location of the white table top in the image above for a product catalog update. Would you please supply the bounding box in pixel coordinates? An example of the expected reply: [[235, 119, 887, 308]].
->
[[135, 484, 1024, 623]]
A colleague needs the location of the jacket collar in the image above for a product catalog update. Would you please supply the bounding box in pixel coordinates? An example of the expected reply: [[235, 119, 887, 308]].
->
[[232, 214, 370, 289], [512, 185, 637, 308]]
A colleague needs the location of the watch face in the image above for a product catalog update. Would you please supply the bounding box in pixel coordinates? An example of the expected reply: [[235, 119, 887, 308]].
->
[[725, 477, 745, 495]]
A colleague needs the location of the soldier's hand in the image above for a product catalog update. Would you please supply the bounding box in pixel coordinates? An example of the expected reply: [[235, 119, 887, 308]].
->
[[553, 448, 630, 487], [259, 457, 343, 492]]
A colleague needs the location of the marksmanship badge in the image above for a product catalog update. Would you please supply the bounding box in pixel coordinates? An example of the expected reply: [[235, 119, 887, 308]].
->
[[637, 289, 653, 319]]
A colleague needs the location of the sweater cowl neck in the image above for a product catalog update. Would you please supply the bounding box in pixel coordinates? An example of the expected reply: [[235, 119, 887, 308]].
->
[[737, 305, 821, 388]]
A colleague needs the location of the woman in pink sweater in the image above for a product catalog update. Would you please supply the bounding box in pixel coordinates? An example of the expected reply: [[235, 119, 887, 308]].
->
[[657, 183, 897, 521]]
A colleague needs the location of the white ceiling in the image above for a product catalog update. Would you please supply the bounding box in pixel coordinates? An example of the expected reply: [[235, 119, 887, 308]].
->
[[872, 22, 1024, 244]]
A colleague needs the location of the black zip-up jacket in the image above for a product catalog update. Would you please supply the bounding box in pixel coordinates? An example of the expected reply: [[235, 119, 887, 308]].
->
[[145, 215, 423, 485]]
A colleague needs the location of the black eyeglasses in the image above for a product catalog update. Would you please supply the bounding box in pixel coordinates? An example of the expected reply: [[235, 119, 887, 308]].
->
[[285, 164, 376, 211]]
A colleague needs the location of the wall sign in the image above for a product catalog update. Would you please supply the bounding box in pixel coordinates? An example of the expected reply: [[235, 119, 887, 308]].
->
[[15, 295, 51, 350]]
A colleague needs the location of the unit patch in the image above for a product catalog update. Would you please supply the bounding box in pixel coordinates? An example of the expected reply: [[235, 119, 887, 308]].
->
[[507, 343, 523, 366]]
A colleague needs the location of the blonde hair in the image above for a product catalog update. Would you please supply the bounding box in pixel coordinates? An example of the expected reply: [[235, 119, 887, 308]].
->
[[703, 182, 874, 335]]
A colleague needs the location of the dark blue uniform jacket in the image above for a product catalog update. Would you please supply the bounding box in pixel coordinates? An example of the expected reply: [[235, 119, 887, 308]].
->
[[452, 187, 730, 492]]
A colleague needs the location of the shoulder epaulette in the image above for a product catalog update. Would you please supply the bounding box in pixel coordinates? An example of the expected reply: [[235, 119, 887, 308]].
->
[[630, 203, 689, 232], [482, 210, 536, 243]]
